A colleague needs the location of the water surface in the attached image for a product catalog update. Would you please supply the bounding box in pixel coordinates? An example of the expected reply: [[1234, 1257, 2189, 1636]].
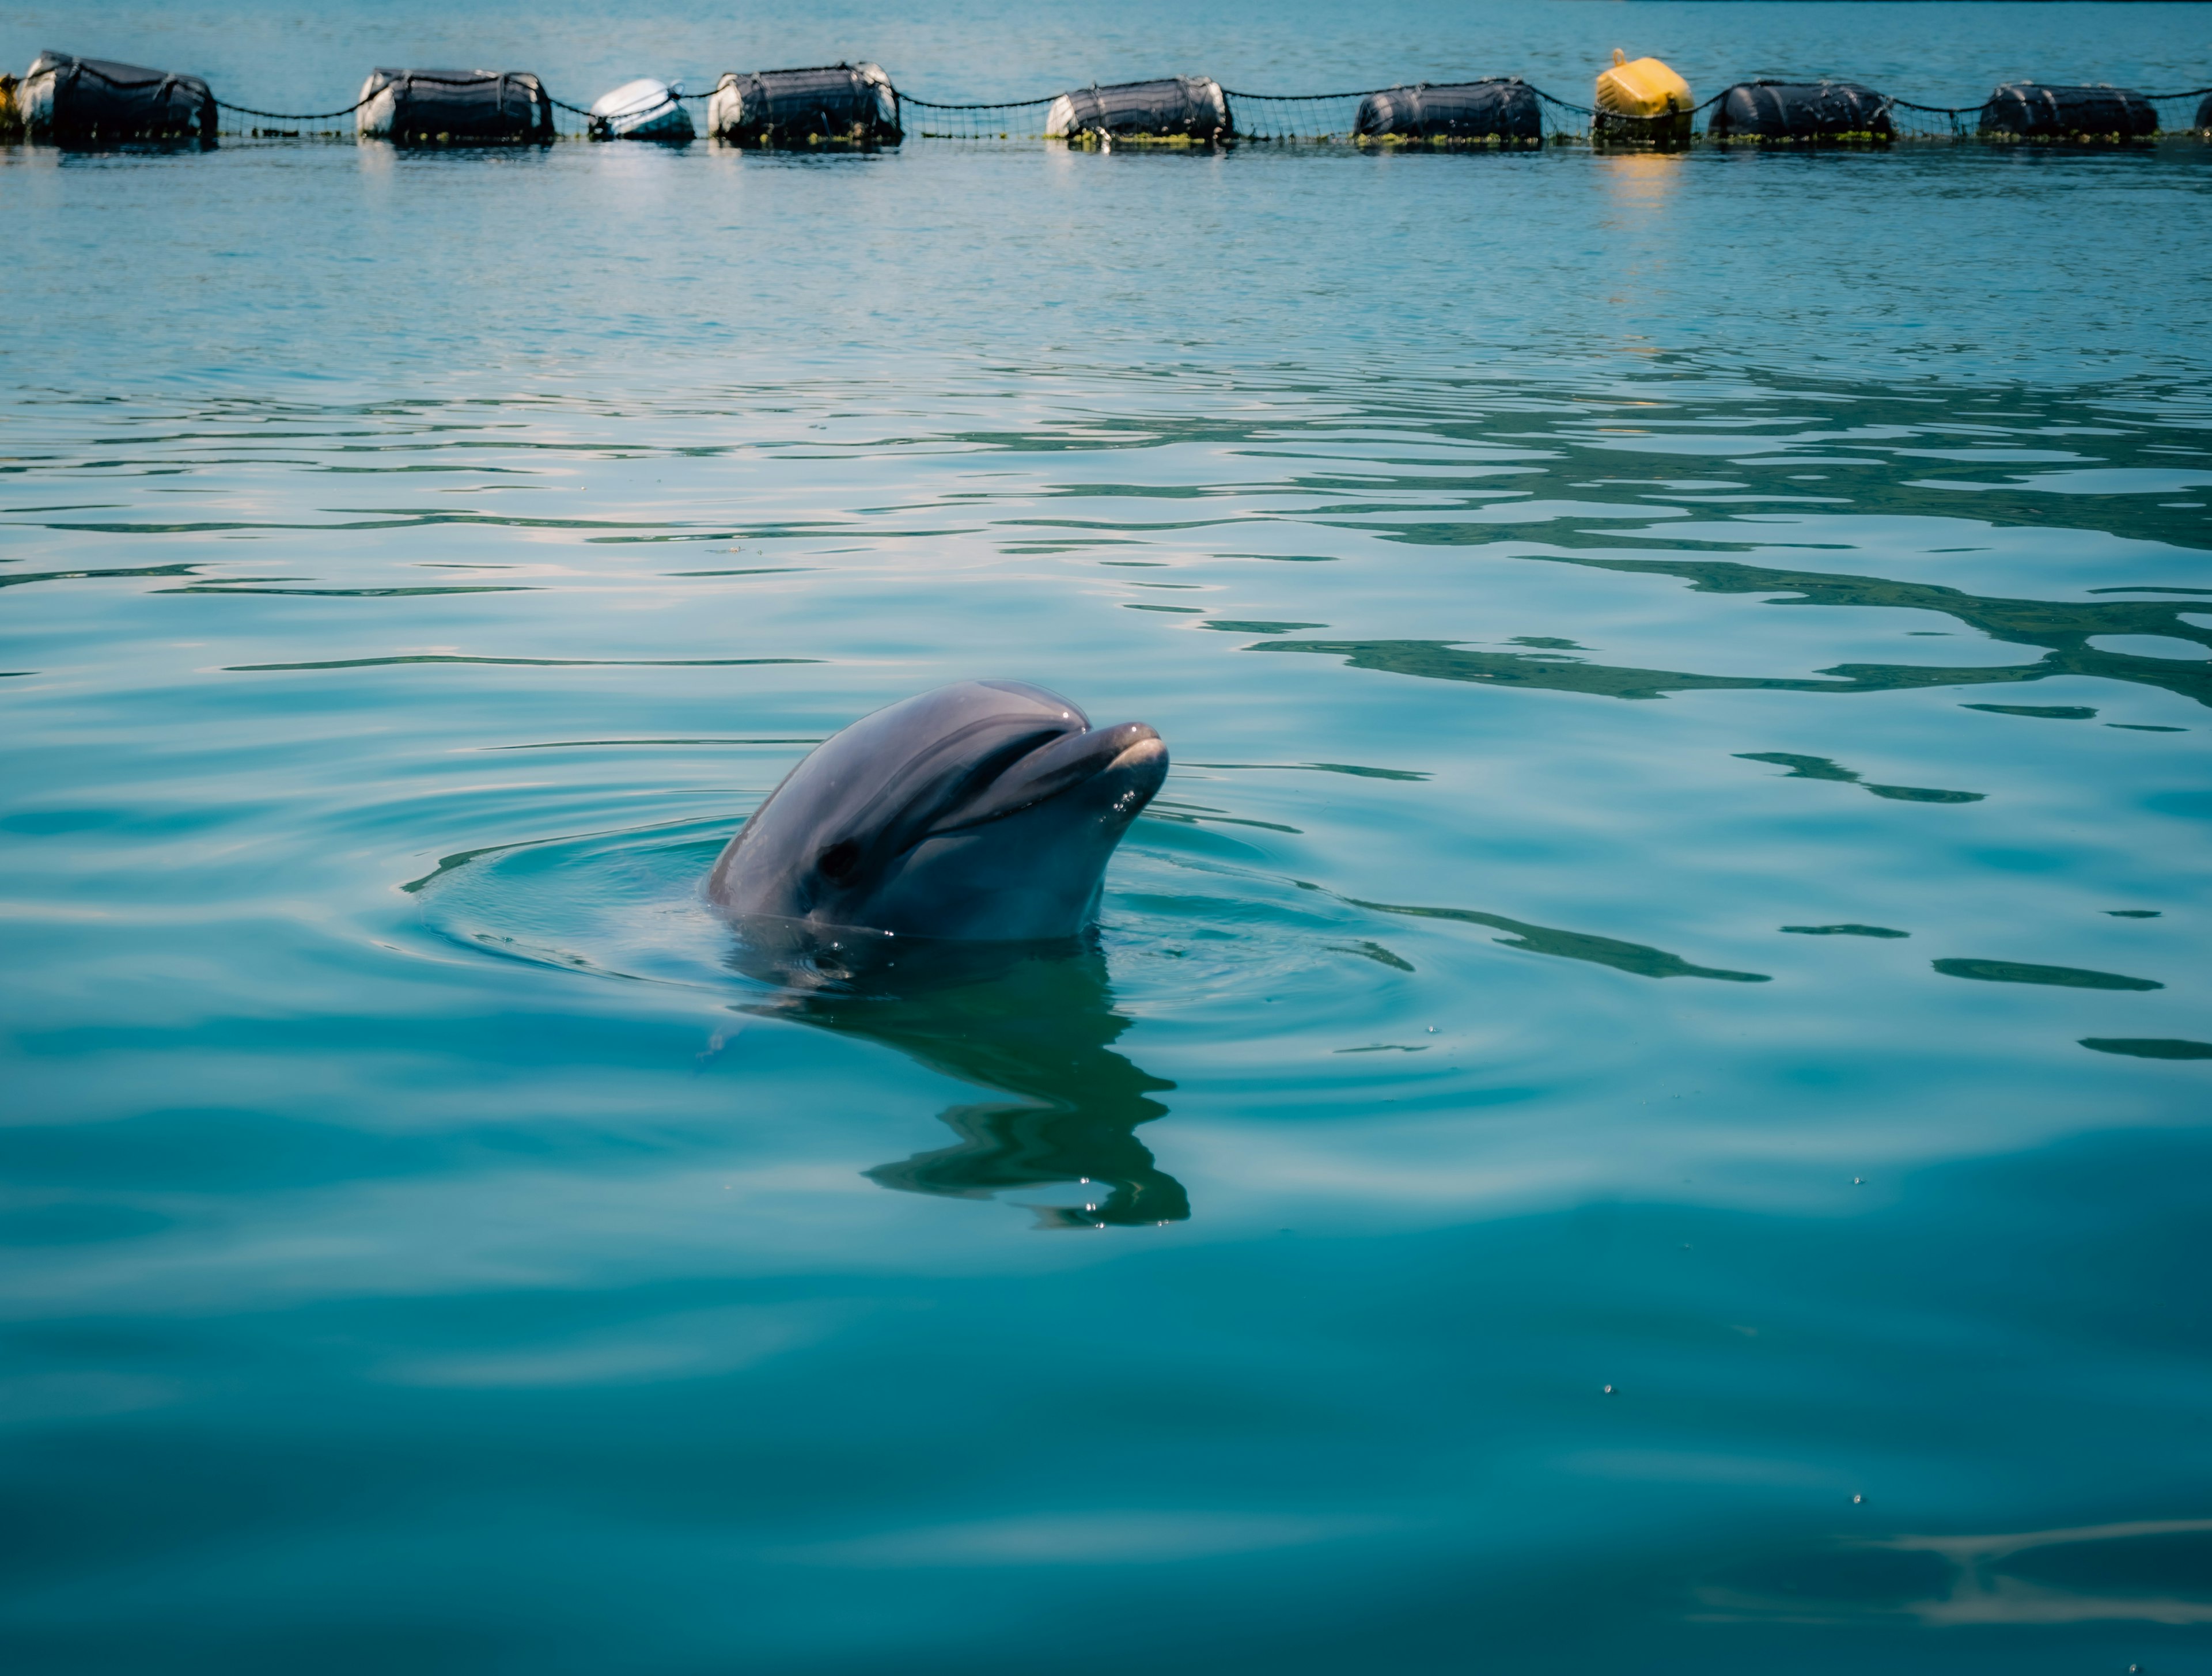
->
[[4, 3, 2211, 1671]]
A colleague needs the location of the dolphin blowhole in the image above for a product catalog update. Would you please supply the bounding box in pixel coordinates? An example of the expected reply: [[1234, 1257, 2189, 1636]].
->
[[706, 680, 1169, 942]]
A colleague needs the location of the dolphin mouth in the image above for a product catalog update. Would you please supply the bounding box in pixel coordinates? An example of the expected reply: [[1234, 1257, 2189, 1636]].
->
[[1104, 733, 1166, 776], [926, 721, 1166, 836]]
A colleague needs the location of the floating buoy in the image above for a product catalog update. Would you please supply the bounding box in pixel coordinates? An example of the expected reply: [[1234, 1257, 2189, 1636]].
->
[[18, 51, 216, 146], [1354, 79, 1542, 146], [355, 69, 555, 145], [706, 63, 900, 147], [1978, 82, 2156, 143], [589, 78, 694, 142], [1708, 80, 1892, 145], [1594, 48, 1692, 149], [1044, 77, 1230, 143]]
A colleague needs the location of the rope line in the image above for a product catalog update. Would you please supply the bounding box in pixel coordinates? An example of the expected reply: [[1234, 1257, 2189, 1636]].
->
[[1890, 98, 1986, 116], [214, 95, 370, 121], [1221, 87, 1389, 104], [901, 95, 1058, 110], [1531, 88, 1599, 119]]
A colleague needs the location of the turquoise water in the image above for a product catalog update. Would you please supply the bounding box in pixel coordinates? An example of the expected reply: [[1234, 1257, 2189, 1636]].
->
[[6, 3, 2212, 1670]]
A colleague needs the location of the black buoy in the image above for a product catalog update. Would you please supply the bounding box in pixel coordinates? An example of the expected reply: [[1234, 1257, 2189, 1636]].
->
[[355, 69, 555, 145], [1978, 83, 2156, 142], [705, 63, 900, 147], [1707, 80, 1892, 144], [1044, 77, 1230, 142], [18, 51, 216, 146], [1354, 79, 1543, 146]]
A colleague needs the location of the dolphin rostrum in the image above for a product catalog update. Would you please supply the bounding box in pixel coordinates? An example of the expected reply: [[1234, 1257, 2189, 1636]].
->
[[706, 680, 1169, 941]]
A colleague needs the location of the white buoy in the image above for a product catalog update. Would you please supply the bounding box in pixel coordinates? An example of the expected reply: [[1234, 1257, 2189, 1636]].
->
[[589, 78, 694, 141]]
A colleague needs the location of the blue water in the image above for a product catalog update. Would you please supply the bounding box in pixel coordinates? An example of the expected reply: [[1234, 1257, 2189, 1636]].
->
[[6, 3, 2212, 1670]]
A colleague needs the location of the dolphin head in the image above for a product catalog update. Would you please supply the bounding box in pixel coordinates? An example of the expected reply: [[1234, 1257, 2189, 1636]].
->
[[706, 680, 1168, 941]]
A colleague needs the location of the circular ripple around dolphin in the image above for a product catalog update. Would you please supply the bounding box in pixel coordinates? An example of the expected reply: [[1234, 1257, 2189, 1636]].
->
[[410, 817, 740, 992], [407, 815, 1366, 1007]]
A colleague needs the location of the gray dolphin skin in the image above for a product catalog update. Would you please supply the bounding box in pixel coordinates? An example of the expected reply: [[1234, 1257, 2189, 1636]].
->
[[706, 680, 1169, 941]]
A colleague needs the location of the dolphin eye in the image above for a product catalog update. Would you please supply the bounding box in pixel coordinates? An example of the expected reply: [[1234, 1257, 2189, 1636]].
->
[[817, 839, 860, 882]]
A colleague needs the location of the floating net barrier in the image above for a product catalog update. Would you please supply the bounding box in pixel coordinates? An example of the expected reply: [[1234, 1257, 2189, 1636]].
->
[[9, 46, 2209, 149]]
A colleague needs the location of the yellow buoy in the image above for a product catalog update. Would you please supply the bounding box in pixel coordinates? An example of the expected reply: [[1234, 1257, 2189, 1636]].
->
[[1594, 48, 1692, 147]]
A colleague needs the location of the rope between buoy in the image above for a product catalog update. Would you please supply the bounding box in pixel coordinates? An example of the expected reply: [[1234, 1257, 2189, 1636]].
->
[[214, 95, 371, 122]]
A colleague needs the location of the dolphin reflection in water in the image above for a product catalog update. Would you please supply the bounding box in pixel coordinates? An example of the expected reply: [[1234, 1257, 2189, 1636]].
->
[[709, 681, 1185, 1227]]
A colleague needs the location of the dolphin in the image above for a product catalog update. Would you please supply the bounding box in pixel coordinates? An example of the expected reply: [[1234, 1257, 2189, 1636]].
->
[[706, 680, 1168, 941]]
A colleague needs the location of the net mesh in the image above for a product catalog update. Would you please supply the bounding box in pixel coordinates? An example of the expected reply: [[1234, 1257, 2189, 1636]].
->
[[898, 96, 1056, 142], [1224, 90, 1370, 143]]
